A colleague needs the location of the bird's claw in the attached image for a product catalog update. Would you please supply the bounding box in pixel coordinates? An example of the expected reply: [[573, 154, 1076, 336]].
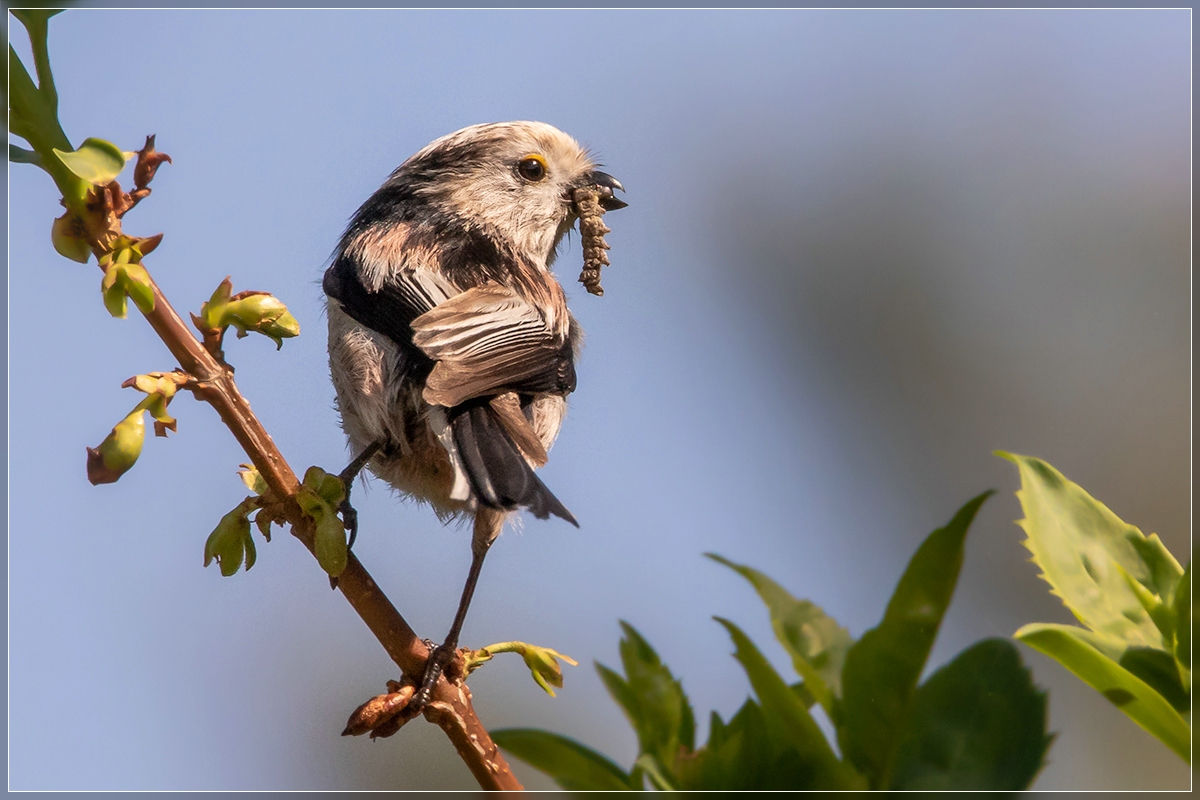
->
[[342, 646, 463, 731], [409, 642, 460, 712], [328, 484, 360, 592], [339, 496, 359, 548], [336, 468, 363, 549]]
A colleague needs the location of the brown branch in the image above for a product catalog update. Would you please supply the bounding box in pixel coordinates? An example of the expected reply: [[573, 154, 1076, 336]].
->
[[76, 174, 522, 788], [136, 273, 521, 790]]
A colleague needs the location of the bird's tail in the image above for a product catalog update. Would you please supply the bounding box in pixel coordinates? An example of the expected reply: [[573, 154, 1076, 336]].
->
[[449, 400, 577, 526]]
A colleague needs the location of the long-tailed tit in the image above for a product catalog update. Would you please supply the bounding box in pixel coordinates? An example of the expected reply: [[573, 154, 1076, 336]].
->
[[323, 121, 625, 707]]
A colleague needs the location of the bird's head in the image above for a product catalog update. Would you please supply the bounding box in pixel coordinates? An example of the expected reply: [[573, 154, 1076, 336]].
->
[[390, 121, 626, 267]]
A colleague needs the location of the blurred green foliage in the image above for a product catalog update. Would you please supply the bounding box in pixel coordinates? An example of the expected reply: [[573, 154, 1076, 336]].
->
[[1003, 453, 1191, 763], [493, 492, 1052, 790]]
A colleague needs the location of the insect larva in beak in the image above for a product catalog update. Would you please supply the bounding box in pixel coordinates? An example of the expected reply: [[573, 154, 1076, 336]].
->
[[573, 186, 612, 297]]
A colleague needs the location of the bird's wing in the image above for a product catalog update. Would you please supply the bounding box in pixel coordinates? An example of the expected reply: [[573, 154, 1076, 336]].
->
[[411, 284, 575, 408], [324, 252, 456, 355], [325, 249, 576, 406], [325, 226, 576, 523]]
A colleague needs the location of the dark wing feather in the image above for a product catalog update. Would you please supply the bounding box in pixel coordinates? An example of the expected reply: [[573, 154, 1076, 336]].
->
[[450, 401, 577, 525], [323, 252, 457, 374]]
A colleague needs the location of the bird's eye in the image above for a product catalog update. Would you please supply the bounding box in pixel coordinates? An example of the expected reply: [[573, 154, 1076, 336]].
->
[[516, 156, 547, 182]]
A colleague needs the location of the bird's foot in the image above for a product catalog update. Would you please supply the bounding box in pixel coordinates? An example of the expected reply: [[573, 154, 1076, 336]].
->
[[409, 642, 461, 712], [328, 487, 359, 591], [334, 441, 381, 557], [336, 474, 357, 551]]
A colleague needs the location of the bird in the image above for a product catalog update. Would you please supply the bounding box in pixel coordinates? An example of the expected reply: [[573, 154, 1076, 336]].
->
[[322, 121, 626, 709]]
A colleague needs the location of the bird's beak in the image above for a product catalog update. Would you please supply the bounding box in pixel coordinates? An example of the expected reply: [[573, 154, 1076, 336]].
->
[[584, 170, 628, 210]]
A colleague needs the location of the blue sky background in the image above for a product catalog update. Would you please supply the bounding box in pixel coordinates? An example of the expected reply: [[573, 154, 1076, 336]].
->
[[9, 8, 1190, 790]]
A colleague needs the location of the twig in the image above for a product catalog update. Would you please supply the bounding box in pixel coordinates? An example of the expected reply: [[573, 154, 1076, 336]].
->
[[74, 165, 522, 789], [135, 269, 521, 788], [136, 266, 522, 790]]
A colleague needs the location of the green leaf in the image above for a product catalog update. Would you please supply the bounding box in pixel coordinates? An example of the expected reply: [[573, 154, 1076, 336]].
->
[[302, 488, 346, 578], [297, 468, 348, 577], [705, 553, 853, 714], [998, 452, 1166, 648], [791, 680, 817, 709], [1126, 532, 1183, 602], [304, 466, 345, 507], [200, 277, 233, 331], [490, 728, 635, 791], [837, 491, 992, 789], [52, 211, 91, 263], [99, 262, 156, 318], [596, 662, 638, 726], [11, 10, 65, 24], [595, 622, 694, 777], [121, 263, 156, 314], [890, 638, 1050, 790], [242, 521, 257, 571], [9, 144, 42, 166], [9, 44, 42, 142], [715, 617, 864, 789], [676, 710, 746, 790], [679, 699, 818, 790], [1016, 622, 1190, 762], [9, 41, 81, 203], [633, 753, 677, 791], [1115, 562, 1175, 646], [12, 11, 61, 113], [53, 138, 128, 185], [102, 280, 128, 319], [203, 500, 255, 577], [1173, 563, 1190, 674], [220, 292, 301, 348], [238, 464, 269, 496], [1118, 647, 1189, 713]]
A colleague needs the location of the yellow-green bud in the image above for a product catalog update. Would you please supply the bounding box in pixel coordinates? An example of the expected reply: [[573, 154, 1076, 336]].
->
[[122, 371, 187, 436], [100, 261, 156, 319], [238, 464, 270, 496], [86, 410, 146, 485], [255, 311, 301, 348], [225, 293, 301, 349], [198, 277, 233, 332], [297, 472, 347, 577], [203, 498, 258, 576], [472, 641, 578, 696], [303, 466, 346, 506], [52, 213, 91, 263], [122, 371, 187, 400], [121, 263, 155, 314], [521, 644, 577, 696]]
